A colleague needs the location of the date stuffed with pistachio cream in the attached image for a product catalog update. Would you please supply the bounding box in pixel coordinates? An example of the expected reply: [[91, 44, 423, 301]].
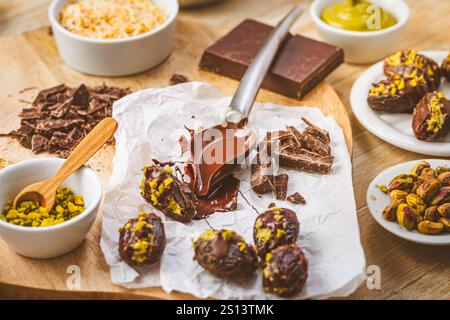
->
[[262, 244, 308, 297], [253, 207, 299, 258], [140, 165, 196, 223], [367, 73, 428, 113], [60, 0, 166, 40], [193, 229, 258, 283], [384, 50, 442, 91], [322, 0, 396, 32], [118, 212, 166, 267], [1, 187, 85, 227], [442, 53, 450, 82], [380, 161, 450, 235], [412, 92, 450, 141]]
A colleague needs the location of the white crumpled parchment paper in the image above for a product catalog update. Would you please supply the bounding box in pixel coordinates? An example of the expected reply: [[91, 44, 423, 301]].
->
[[100, 82, 366, 299]]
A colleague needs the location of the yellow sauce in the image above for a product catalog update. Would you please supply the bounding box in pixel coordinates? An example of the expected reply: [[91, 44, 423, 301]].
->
[[322, 0, 397, 32]]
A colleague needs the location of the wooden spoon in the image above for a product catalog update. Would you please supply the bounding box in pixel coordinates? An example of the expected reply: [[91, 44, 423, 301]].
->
[[13, 117, 118, 211]]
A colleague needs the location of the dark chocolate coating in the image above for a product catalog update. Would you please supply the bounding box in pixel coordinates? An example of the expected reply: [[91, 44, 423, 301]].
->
[[442, 54, 450, 82], [384, 50, 441, 91], [262, 244, 308, 297], [253, 207, 300, 258], [412, 92, 450, 141], [140, 165, 196, 223], [193, 229, 258, 283], [119, 213, 166, 267], [367, 76, 428, 113]]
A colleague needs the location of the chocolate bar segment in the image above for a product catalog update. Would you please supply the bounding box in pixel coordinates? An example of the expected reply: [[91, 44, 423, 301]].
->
[[200, 19, 344, 99]]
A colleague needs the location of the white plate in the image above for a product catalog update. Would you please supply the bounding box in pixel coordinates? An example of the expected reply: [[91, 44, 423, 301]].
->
[[351, 50, 450, 156], [367, 159, 450, 246]]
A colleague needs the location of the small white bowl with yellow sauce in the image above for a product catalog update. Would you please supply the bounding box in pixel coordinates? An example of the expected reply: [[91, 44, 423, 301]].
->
[[310, 0, 410, 64], [49, 0, 179, 76]]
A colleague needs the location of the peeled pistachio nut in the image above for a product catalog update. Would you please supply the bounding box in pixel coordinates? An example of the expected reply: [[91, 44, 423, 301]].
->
[[423, 206, 441, 222], [417, 168, 437, 184], [437, 172, 450, 187], [382, 199, 405, 221], [410, 161, 431, 176], [406, 193, 427, 217], [388, 174, 416, 194], [430, 186, 450, 206], [389, 190, 408, 201], [435, 166, 450, 175], [439, 217, 450, 231], [396, 203, 416, 230], [437, 203, 450, 218], [417, 220, 444, 235], [416, 179, 441, 203]]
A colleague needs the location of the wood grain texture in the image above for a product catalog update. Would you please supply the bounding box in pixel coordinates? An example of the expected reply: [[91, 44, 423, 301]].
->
[[0, 0, 449, 300]]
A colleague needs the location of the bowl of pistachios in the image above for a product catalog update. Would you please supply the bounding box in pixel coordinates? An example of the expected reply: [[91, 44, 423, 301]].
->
[[0, 158, 102, 258], [367, 159, 450, 246]]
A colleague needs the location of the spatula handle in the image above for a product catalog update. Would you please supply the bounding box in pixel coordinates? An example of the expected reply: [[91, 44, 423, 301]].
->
[[225, 5, 303, 124], [53, 117, 118, 184]]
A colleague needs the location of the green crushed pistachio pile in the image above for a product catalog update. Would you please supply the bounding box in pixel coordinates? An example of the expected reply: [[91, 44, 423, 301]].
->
[[1, 187, 85, 227]]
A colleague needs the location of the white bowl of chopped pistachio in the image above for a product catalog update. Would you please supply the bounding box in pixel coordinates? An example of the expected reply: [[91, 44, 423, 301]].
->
[[49, 0, 179, 76], [0, 158, 102, 258]]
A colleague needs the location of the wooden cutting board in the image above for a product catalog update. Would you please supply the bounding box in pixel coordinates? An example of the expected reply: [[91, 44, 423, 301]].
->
[[0, 18, 352, 299]]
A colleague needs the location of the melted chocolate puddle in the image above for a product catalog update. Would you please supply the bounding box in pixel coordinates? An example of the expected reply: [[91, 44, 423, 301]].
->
[[182, 122, 256, 219]]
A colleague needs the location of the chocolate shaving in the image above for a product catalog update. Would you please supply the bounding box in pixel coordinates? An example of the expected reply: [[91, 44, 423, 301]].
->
[[8, 84, 131, 157], [287, 192, 306, 205]]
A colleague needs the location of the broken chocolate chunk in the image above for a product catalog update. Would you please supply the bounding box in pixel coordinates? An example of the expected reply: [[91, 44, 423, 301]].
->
[[301, 131, 331, 156], [169, 74, 189, 85], [278, 148, 334, 174], [302, 117, 330, 143], [8, 84, 130, 157], [274, 174, 289, 200], [31, 134, 49, 153], [287, 192, 306, 205]]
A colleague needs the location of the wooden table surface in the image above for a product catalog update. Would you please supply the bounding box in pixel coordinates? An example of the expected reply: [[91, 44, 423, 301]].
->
[[0, 0, 449, 300]]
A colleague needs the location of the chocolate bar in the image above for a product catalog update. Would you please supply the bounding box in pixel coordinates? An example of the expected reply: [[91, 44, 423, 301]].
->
[[199, 19, 344, 99]]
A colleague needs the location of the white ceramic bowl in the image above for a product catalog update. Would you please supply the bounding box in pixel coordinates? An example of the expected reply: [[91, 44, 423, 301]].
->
[[310, 0, 410, 64], [0, 158, 102, 258], [48, 0, 179, 76], [367, 159, 450, 246]]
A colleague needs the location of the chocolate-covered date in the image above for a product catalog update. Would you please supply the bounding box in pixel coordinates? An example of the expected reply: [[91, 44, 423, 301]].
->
[[140, 165, 196, 222], [367, 74, 428, 113], [193, 229, 258, 283], [262, 244, 308, 297], [384, 49, 441, 91], [412, 92, 450, 141], [253, 207, 299, 258], [119, 212, 166, 267]]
